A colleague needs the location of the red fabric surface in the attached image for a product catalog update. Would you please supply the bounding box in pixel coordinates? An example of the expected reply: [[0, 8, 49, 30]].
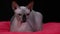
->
[[0, 21, 60, 34]]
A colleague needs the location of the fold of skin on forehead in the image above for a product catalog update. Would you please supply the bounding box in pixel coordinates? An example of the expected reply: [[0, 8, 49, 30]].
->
[[20, 6, 31, 14]]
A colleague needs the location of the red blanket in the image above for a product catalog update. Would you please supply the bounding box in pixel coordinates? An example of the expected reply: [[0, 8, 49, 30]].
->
[[0, 21, 60, 34]]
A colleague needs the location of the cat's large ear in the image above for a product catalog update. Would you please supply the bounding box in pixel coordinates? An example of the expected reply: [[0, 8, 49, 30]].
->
[[27, 1, 34, 10], [12, 1, 19, 10]]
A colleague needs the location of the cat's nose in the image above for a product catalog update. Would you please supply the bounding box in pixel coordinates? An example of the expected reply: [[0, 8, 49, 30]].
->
[[22, 14, 26, 22]]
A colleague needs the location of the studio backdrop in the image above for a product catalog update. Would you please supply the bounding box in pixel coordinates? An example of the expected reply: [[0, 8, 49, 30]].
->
[[0, 0, 60, 23]]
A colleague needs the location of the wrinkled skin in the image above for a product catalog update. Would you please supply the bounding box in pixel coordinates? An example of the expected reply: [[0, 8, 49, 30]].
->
[[10, 1, 43, 32]]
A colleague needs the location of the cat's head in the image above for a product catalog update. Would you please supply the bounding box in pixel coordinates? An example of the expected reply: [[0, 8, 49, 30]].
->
[[12, 1, 34, 22]]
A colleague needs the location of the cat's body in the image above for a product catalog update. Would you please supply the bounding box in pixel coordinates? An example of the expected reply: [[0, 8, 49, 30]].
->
[[10, 1, 43, 32]]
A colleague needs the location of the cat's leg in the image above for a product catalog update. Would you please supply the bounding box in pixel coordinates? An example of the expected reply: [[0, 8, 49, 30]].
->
[[35, 12, 43, 31]]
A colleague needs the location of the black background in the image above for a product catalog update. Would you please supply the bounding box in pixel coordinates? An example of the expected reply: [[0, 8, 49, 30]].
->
[[0, 0, 60, 23]]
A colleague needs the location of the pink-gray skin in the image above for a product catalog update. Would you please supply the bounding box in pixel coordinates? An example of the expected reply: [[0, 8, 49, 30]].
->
[[10, 1, 43, 32]]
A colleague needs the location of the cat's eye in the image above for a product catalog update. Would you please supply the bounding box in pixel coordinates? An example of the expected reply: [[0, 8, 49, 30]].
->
[[18, 14, 22, 16]]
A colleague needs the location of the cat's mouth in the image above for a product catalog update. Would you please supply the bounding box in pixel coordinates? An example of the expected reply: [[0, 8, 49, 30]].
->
[[21, 19, 26, 23], [21, 21, 26, 23]]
